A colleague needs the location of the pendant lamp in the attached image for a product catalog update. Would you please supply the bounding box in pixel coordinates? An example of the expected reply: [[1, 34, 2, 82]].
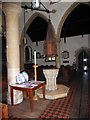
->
[[44, 18, 57, 57]]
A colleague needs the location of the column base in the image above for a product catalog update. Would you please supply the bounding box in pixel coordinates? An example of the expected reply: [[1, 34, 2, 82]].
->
[[37, 84, 69, 100]]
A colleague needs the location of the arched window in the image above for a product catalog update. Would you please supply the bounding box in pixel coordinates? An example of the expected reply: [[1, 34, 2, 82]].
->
[[24, 45, 32, 63]]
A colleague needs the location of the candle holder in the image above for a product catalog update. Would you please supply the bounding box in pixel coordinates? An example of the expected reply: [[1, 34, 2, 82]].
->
[[33, 65, 38, 82], [33, 64, 39, 100]]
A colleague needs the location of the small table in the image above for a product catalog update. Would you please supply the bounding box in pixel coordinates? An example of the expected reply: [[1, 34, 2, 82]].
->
[[10, 81, 45, 112]]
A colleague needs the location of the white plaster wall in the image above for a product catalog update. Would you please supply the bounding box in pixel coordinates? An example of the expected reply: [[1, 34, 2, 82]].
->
[[60, 35, 88, 66], [19, 2, 76, 67], [26, 34, 32, 45], [19, 8, 37, 38], [31, 35, 89, 66], [51, 2, 74, 33], [19, 2, 75, 36], [19, 2, 90, 67]]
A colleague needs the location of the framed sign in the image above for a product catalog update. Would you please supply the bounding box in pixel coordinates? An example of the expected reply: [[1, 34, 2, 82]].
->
[[62, 51, 69, 59]]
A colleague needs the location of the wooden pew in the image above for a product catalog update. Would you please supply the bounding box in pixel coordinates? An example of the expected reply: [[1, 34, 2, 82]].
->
[[0, 103, 8, 119]]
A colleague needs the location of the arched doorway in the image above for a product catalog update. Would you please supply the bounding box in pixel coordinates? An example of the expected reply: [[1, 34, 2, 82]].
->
[[78, 50, 89, 71]]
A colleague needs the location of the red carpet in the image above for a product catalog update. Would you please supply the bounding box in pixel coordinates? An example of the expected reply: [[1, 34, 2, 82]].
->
[[40, 81, 77, 119]]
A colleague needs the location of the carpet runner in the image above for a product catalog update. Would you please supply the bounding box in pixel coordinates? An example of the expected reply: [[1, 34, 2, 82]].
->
[[40, 80, 77, 119]]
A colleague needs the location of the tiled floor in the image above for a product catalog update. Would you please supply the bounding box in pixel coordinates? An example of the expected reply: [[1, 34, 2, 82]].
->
[[69, 70, 89, 119], [1, 70, 90, 119], [40, 70, 90, 119]]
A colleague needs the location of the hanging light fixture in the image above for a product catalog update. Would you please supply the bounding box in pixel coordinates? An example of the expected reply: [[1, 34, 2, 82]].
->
[[32, 0, 40, 8], [44, 15, 57, 58], [22, 0, 56, 13]]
